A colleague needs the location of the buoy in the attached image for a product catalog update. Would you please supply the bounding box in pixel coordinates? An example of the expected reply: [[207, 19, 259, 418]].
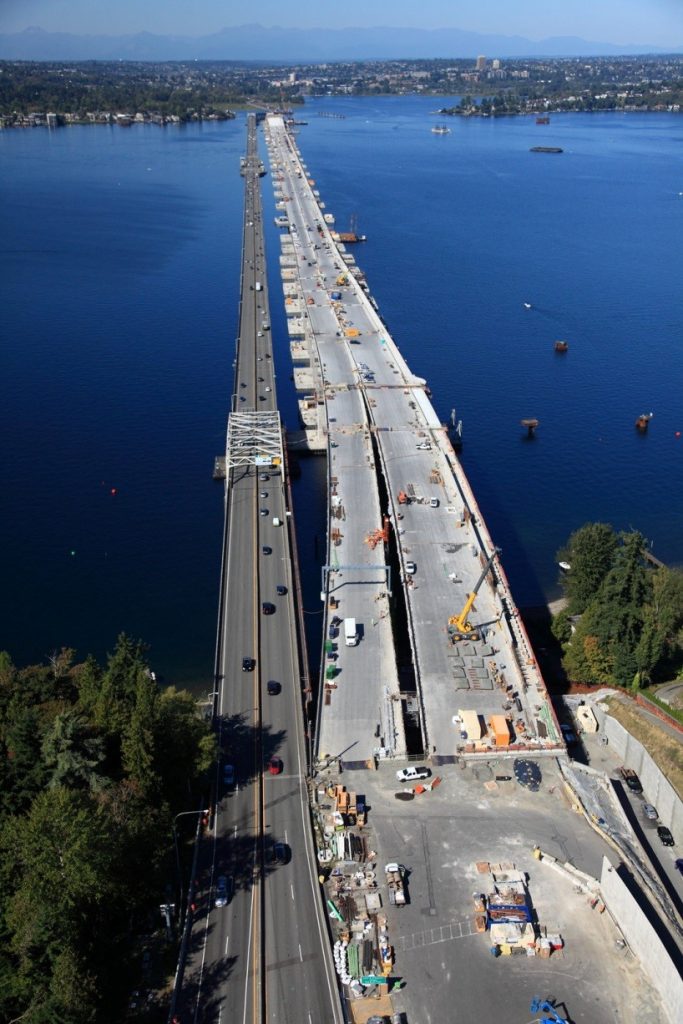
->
[[520, 418, 539, 438]]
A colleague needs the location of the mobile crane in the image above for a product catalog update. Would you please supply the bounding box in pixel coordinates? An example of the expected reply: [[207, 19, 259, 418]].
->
[[447, 547, 500, 641]]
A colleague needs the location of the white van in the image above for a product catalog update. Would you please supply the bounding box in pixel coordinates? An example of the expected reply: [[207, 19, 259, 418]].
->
[[344, 617, 358, 647], [272, 516, 282, 527]]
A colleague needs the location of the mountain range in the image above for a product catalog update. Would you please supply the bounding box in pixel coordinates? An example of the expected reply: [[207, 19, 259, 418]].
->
[[0, 24, 679, 62]]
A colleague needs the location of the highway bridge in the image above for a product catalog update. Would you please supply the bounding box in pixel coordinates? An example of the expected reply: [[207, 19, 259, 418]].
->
[[171, 113, 342, 1024]]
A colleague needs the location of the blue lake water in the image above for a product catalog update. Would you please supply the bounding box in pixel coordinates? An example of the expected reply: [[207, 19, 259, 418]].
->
[[2, 99, 682, 686]]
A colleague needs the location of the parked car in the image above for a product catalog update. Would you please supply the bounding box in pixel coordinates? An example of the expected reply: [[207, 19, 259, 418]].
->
[[416, 441, 432, 450], [560, 723, 577, 745], [657, 826, 674, 847], [405, 561, 417, 576], [642, 803, 658, 821], [396, 765, 431, 783]]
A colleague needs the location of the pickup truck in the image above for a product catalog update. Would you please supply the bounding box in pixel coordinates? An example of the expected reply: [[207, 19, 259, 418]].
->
[[620, 767, 643, 793], [385, 863, 407, 906]]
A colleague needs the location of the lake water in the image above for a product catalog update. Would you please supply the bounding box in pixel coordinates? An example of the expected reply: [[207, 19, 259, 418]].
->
[[2, 98, 682, 686]]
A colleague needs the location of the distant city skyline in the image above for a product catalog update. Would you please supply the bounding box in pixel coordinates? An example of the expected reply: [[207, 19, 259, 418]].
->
[[1, 0, 682, 49]]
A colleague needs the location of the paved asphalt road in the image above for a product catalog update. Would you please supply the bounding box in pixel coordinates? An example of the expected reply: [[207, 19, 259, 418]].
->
[[173, 116, 341, 1024]]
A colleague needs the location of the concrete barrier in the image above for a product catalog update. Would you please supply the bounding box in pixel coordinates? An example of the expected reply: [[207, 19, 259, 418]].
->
[[600, 857, 683, 1024]]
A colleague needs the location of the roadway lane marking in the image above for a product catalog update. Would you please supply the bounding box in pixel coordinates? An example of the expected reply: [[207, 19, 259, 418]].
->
[[225, 935, 230, 956], [298, 944, 303, 963], [290, 884, 295, 902]]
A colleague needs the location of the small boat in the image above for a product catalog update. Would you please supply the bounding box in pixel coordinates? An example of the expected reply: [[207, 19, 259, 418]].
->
[[635, 412, 653, 432], [558, 561, 571, 573], [554, 340, 569, 353], [523, 302, 532, 309], [431, 124, 451, 135]]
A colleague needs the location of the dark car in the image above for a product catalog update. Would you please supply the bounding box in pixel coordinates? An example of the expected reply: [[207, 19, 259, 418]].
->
[[276, 585, 287, 596], [267, 680, 281, 695], [242, 657, 255, 672], [259, 473, 269, 481], [272, 841, 289, 864], [262, 602, 275, 615], [262, 545, 272, 555], [657, 826, 675, 847]]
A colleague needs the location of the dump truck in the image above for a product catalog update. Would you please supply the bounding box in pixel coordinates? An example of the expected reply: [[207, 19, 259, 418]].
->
[[385, 863, 406, 906]]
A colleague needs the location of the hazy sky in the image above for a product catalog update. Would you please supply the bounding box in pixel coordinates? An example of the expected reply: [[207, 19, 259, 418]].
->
[[1, 0, 682, 47]]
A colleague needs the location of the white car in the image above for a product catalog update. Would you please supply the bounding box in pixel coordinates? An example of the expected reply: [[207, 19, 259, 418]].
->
[[405, 561, 417, 575], [265, 386, 272, 393], [396, 766, 431, 783], [416, 441, 432, 450]]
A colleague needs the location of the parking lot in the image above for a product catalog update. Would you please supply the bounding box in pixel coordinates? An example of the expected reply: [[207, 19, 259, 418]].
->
[[326, 758, 667, 1024]]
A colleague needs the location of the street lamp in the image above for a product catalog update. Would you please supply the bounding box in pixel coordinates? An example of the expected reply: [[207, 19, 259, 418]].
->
[[172, 808, 210, 922]]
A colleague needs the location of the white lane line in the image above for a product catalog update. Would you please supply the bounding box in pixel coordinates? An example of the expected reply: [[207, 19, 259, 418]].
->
[[284, 829, 288, 844], [225, 934, 230, 956], [290, 883, 295, 902], [299, 943, 303, 963]]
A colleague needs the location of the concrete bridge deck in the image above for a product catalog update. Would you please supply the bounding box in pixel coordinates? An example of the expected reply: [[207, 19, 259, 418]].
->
[[265, 114, 561, 766]]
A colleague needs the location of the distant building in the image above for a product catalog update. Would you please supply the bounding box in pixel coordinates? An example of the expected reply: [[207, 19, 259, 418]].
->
[[476, 55, 487, 71], [46, 112, 58, 127], [491, 59, 501, 70]]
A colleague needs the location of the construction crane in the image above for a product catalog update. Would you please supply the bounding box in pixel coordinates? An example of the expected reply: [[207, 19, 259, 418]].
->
[[529, 997, 570, 1024], [447, 547, 501, 641]]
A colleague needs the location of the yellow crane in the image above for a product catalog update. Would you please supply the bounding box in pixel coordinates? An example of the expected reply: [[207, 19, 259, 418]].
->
[[447, 548, 501, 641]]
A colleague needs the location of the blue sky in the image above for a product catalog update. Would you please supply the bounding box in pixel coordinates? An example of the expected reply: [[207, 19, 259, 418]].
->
[[1, 0, 682, 47]]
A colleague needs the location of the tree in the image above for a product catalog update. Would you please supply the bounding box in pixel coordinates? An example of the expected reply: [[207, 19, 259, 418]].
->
[[94, 634, 149, 735], [559, 522, 618, 613], [42, 711, 106, 792], [1, 787, 115, 1019]]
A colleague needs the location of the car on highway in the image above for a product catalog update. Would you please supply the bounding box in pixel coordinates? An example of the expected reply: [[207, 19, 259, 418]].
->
[[239, 395, 246, 401], [260, 508, 268, 516], [642, 803, 658, 821], [258, 376, 264, 382], [214, 875, 232, 908], [223, 763, 235, 786], [405, 561, 417, 575], [657, 826, 674, 847], [396, 765, 431, 783], [260, 473, 269, 481], [267, 680, 281, 695], [260, 490, 268, 498], [262, 545, 272, 556], [415, 441, 432, 450], [240, 382, 247, 388], [262, 602, 275, 615], [272, 841, 289, 864], [257, 331, 263, 338], [259, 395, 266, 401], [242, 657, 255, 672], [268, 756, 283, 775], [276, 585, 287, 596], [265, 386, 272, 393]]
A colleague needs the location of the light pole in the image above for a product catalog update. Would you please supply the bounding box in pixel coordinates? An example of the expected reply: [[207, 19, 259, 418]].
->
[[172, 808, 209, 922]]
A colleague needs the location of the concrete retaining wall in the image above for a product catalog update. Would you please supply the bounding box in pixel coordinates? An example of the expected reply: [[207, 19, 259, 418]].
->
[[593, 705, 683, 841], [600, 857, 683, 1024]]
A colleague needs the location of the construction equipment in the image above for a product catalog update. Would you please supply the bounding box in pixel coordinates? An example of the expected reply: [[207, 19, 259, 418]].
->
[[529, 997, 570, 1024], [447, 547, 500, 641], [365, 516, 391, 549]]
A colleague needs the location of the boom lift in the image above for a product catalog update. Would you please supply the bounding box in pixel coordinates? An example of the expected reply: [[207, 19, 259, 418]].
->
[[447, 547, 500, 641], [529, 997, 570, 1024]]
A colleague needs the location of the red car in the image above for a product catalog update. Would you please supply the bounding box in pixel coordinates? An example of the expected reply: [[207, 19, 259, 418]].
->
[[268, 756, 283, 775]]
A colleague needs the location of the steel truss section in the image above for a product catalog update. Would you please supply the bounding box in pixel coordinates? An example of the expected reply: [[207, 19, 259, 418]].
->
[[226, 410, 284, 471]]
